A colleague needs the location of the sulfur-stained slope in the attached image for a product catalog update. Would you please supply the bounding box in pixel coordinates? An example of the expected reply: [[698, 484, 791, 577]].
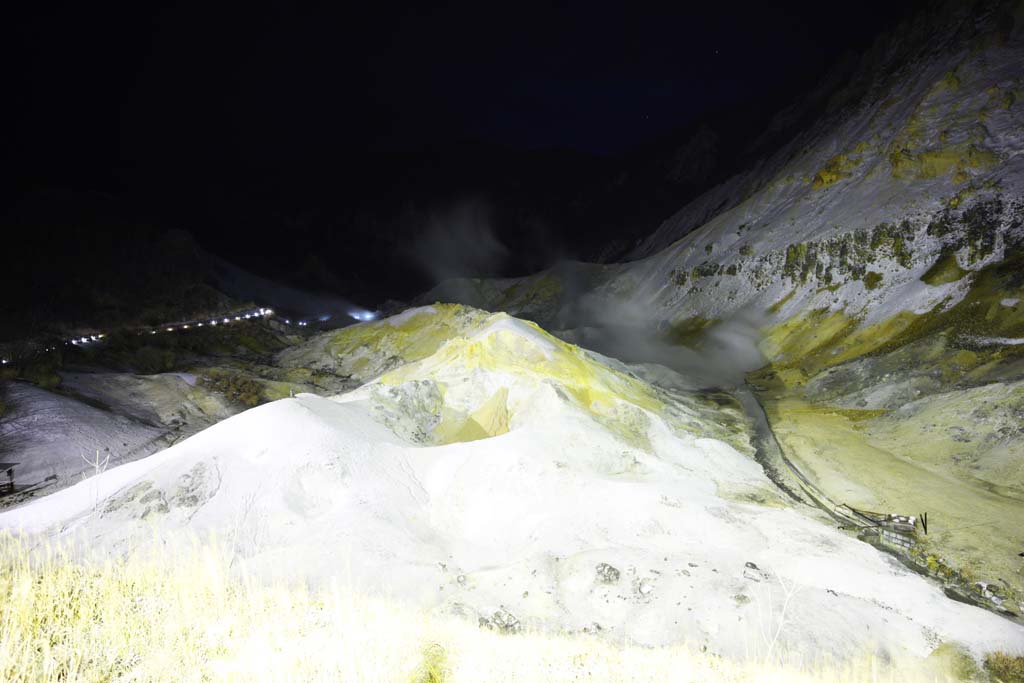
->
[[406, 2, 1024, 619], [3, 306, 1023, 667]]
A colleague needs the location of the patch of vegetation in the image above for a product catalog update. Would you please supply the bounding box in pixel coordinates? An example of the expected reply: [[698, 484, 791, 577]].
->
[[925, 643, 978, 681], [692, 262, 719, 278], [199, 369, 266, 408], [784, 243, 806, 270], [946, 184, 978, 209], [889, 143, 999, 182], [73, 319, 289, 376], [910, 246, 1024, 345], [411, 644, 449, 683], [863, 271, 883, 290], [921, 249, 969, 286], [1, 347, 65, 389], [926, 197, 1006, 264], [812, 153, 862, 189], [985, 651, 1024, 683], [783, 243, 810, 281], [764, 234, 1024, 385], [937, 69, 960, 92], [134, 346, 178, 373], [868, 221, 915, 268], [0, 535, 962, 683], [762, 201, 1009, 295], [739, 244, 754, 257], [768, 289, 797, 314]]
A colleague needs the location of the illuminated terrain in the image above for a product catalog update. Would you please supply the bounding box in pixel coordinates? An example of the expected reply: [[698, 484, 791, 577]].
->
[[2, 306, 1023, 681], [3, 3, 1024, 681], [422, 0, 1024, 633]]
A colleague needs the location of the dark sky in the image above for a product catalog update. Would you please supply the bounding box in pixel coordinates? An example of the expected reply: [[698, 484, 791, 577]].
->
[[4, 1, 923, 311], [8, 2, 920, 185]]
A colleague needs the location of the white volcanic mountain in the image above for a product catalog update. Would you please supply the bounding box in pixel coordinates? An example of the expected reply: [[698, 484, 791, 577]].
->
[[3, 305, 1022, 664]]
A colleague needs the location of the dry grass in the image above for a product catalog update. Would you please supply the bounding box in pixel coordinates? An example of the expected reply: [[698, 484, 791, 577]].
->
[[0, 533, 983, 682], [986, 650, 1024, 682]]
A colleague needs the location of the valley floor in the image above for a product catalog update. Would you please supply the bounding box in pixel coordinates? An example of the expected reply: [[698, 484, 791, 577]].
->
[[753, 379, 1024, 616]]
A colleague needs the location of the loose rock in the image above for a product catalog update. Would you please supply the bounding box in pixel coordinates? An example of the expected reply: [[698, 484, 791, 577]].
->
[[596, 562, 621, 584]]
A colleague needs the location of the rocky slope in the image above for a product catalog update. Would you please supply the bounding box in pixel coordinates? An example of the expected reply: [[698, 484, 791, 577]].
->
[[418, 1, 1024, 617], [3, 305, 1023, 667], [0, 317, 329, 509]]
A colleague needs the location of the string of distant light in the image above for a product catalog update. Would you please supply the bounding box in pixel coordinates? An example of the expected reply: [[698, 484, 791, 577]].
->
[[0, 305, 379, 366], [143, 307, 275, 337]]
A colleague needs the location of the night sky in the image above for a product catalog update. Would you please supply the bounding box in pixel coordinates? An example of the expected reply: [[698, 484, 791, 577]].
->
[[4, 1, 924, 319]]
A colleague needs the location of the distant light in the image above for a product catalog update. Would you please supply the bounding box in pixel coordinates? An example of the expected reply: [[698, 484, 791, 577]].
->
[[167, 328, 173, 332], [197, 322, 203, 327], [319, 314, 331, 322], [150, 331, 157, 335], [284, 319, 290, 324], [223, 318, 230, 323], [80, 337, 89, 343], [90, 335, 98, 341], [235, 316, 241, 321], [349, 310, 378, 322], [183, 325, 189, 329], [264, 308, 273, 316], [210, 320, 217, 326], [1, 359, 7, 365]]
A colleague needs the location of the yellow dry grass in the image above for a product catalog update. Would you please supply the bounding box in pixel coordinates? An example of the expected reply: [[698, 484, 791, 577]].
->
[[0, 533, 970, 682]]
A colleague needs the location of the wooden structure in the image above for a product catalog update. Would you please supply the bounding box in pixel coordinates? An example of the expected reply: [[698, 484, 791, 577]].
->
[[0, 462, 17, 495], [837, 505, 924, 550]]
